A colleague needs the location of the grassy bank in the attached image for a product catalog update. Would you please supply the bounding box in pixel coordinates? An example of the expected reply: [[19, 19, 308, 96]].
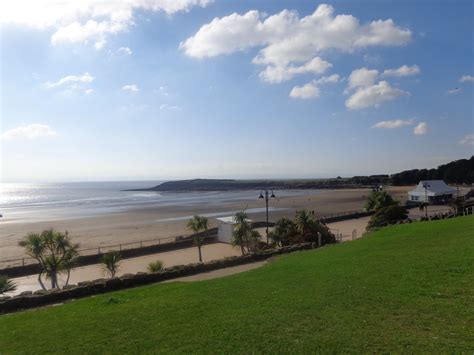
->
[[1, 217, 473, 353]]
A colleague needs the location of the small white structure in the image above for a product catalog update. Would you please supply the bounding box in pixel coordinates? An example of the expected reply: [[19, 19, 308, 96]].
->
[[408, 180, 456, 204], [216, 216, 252, 244]]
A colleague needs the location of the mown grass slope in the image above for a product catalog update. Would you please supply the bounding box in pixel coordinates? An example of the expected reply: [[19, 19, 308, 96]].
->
[[1, 217, 473, 353]]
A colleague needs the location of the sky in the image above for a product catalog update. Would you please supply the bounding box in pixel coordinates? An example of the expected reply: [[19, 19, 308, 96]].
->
[[0, 0, 473, 182]]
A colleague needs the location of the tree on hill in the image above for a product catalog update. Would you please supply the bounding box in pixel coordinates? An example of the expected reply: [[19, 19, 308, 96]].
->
[[365, 191, 398, 212], [391, 156, 474, 185], [19, 229, 79, 290], [102, 251, 122, 278]]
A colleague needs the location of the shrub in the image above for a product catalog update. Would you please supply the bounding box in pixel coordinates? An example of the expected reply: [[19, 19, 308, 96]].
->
[[365, 191, 397, 212], [0, 275, 16, 295], [147, 260, 164, 273], [367, 205, 408, 230], [102, 251, 122, 278]]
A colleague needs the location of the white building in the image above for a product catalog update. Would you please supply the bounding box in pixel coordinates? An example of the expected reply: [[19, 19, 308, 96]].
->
[[216, 216, 252, 244], [408, 180, 456, 204]]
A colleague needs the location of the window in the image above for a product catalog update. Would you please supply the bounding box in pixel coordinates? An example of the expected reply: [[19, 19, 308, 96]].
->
[[411, 195, 419, 201]]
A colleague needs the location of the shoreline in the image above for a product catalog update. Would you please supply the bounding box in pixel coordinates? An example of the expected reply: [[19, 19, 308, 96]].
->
[[0, 187, 413, 259]]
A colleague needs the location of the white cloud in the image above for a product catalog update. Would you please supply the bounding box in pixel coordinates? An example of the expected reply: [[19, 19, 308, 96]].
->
[[44, 72, 94, 89], [259, 57, 332, 83], [372, 119, 415, 129], [459, 134, 474, 145], [160, 104, 181, 110], [289, 83, 320, 99], [382, 64, 420, 77], [0, 0, 212, 49], [118, 46, 132, 55], [289, 74, 340, 99], [447, 88, 462, 94], [413, 122, 428, 135], [347, 67, 379, 90], [84, 88, 94, 94], [345, 81, 408, 110], [122, 84, 139, 92], [181, 4, 411, 80], [1, 124, 57, 141], [459, 75, 474, 83]]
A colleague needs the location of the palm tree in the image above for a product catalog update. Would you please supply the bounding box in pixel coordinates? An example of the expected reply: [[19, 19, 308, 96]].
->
[[187, 215, 206, 262], [232, 210, 251, 255], [295, 210, 314, 236], [101, 251, 122, 278], [365, 191, 397, 212], [19, 229, 79, 289], [0, 275, 16, 295]]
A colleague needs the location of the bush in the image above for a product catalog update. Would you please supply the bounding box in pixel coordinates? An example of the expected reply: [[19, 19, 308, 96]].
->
[[367, 205, 408, 230], [365, 191, 397, 212], [0, 275, 16, 295], [147, 260, 164, 273]]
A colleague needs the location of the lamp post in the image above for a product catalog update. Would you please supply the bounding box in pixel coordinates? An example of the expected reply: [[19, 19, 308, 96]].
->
[[422, 182, 430, 219], [259, 189, 276, 244]]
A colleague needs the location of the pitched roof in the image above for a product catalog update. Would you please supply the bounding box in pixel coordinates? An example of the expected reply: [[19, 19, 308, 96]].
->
[[408, 180, 456, 196]]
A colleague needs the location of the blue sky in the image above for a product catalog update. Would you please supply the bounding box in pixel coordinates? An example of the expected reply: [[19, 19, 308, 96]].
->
[[0, 0, 473, 182]]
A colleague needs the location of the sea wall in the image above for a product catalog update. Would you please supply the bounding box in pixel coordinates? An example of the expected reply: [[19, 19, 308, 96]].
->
[[0, 242, 316, 314]]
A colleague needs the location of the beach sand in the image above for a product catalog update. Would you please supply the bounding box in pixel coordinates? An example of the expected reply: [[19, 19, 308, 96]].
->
[[0, 186, 412, 259]]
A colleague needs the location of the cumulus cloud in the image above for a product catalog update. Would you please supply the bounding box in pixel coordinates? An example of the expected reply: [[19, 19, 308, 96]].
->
[[0, 0, 212, 49], [118, 46, 132, 55], [44, 72, 94, 89], [372, 119, 415, 129], [181, 4, 411, 81], [347, 67, 379, 90], [459, 134, 474, 145], [413, 122, 428, 135], [382, 64, 420, 77], [260, 57, 332, 83], [459, 75, 474, 83], [345, 81, 408, 110], [122, 84, 139, 92], [289, 74, 340, 99], [1, 124, 57, 141], [289, 83, 320, 99]]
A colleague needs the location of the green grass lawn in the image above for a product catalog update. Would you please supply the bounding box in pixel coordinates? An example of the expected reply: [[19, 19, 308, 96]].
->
[[1, 217, 473, 353]]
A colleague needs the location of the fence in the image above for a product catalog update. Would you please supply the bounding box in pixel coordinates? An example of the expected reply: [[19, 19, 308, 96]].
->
[[0, 228, 218, 271]]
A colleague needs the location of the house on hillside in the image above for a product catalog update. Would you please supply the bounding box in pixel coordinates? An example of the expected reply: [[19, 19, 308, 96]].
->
[[408, 180, 456, 204]]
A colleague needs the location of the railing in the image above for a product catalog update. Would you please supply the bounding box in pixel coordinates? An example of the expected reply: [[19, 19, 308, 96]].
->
[[0, 231, 215, 270]]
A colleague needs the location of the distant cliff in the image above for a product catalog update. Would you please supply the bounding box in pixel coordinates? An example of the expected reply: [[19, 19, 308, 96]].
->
[[124, 177, 386, 192]]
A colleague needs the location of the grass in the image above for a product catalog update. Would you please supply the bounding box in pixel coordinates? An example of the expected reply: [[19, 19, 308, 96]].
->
[[1, 216, 473, 353]]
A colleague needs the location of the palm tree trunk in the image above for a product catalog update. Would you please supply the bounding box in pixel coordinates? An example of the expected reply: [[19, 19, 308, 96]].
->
[[198, 244, 202, 262], [38, 272, 46, 290], [65, 269, 71, 286]]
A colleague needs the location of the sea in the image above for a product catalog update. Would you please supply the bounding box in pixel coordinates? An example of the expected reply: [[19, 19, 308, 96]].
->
[[0, 181, 318, 223]]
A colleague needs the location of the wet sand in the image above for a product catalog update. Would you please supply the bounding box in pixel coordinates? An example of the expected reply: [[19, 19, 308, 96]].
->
[[0, 186, 412, 259]]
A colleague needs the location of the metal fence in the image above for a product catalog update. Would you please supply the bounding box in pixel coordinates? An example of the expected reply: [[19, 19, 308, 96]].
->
[[0, 234, 196, 269]]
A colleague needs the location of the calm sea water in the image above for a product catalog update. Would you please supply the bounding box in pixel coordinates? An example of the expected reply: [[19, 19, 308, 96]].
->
[[0, 181, 317, 222]]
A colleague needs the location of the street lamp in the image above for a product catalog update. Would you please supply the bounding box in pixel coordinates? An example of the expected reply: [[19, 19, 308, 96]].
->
[[259, 189, 276, 243], [422, 182, 430, 219]]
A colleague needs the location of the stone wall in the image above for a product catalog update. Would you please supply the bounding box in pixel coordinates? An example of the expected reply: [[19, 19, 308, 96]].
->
[[0, 242, 317, 314]]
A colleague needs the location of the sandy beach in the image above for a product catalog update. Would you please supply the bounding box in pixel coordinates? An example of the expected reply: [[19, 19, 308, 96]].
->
[[0, 187, 413, 259]]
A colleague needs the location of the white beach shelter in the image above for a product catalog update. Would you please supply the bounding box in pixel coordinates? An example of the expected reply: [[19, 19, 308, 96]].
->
[[408, 180, 456, 203], [216, 216, 252, 244]]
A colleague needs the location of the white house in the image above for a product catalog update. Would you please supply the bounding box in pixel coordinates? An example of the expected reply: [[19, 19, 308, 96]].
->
[[408, 180, 456, 204], [216, 216, 252, 244]]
